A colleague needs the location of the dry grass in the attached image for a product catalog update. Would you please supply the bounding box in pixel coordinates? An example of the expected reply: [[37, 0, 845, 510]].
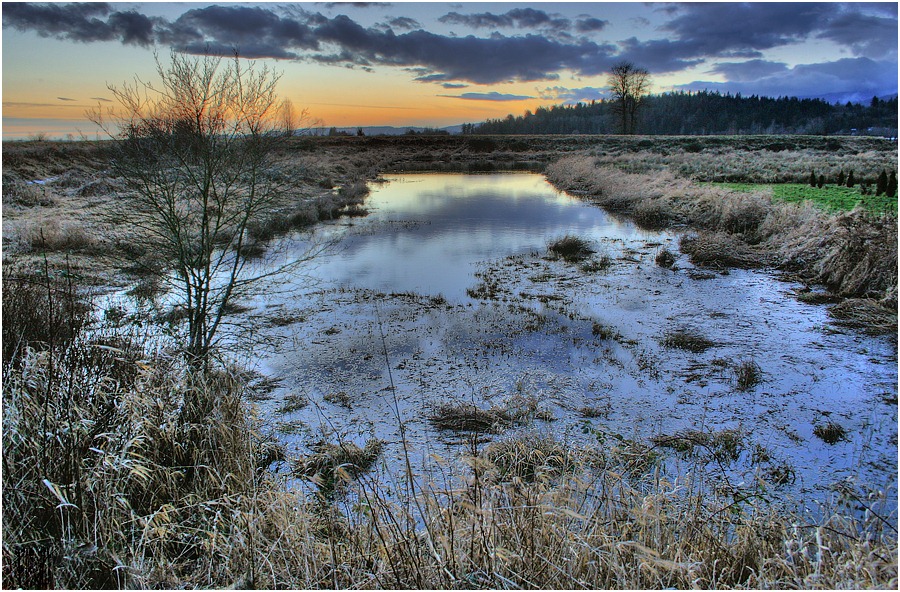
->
[[546, 155, 898, 310], [655, 248, 676, 268], [813, 421, 849, 444], [2, 138, 897, 589], [679, 232, 765, 268], [733, 359, 763, 391], [662, 328, 716, 353], [828, 298, 898, 335], [429, 402, 512, 433], [548, 235, 595, 262], [3, 296, 896, 587]]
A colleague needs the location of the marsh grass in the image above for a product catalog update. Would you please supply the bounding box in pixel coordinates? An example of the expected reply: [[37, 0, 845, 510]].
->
[[814, 421, 849, 444], [294, 439, 383, 496], [4, 294, 896, 587], [662, 328, 716, 353], [652, 428, 745, 463], [828, 298, 898, 335], [655, 247, 676, 268], [3, 139, 898, 589], [429, 402, 512, 433], [546, 155, 897, 309], [733, 359, 763, 391], [548, 235, 594, 262], [481, 433, 577, 482], [580, 254, 612, 272]]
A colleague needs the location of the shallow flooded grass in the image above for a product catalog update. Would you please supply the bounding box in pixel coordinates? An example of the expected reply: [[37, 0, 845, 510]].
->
[[662, 329, 716, 353], [548, 235, 594, 262]]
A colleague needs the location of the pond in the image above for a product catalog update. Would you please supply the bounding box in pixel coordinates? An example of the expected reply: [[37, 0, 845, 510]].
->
[[247, 172, 896, 513]]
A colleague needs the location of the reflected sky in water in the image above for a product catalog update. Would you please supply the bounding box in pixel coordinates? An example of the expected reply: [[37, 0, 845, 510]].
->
[[299, 173, 658, 299]]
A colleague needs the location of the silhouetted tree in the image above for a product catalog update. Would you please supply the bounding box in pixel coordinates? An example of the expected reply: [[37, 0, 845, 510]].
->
[[817, 175, 825, 188], [608, 61, 650, 134], [809, 170, 817, 187], [847, 170, 856, 187], [887, 171, 897, 198], [837, 170, 845, 186]]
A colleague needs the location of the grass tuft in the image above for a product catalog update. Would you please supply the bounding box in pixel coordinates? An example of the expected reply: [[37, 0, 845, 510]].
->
[[662, 329, 716, 353], [655, 248, 676, 268], [813, 421, 848, 444], [548, 235, 594, 262], [429, 403, 512, 433], [733, 359, 763, 391]]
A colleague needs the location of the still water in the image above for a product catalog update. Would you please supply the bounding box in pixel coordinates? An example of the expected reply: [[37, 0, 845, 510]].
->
[[253, 173, 896, 514]]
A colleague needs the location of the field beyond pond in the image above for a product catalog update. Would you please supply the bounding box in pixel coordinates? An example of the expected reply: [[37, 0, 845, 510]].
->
[[2, 135, 898, 589]]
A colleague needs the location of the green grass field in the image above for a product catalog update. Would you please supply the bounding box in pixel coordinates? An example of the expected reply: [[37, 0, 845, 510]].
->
[[712, 182, 897, 215]]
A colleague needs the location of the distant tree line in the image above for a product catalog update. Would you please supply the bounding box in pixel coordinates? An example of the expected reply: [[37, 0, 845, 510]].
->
[[468, 91, 898, 136]]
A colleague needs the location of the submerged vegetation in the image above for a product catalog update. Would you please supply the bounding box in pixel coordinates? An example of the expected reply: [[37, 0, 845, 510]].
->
[[2, 130, 897, 588]]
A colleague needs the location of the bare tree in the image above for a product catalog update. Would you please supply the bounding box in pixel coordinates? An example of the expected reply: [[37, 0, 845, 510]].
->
[[608, 62, 650, 135], [89, 52, 316, 366], [277, 98, 321, 137]]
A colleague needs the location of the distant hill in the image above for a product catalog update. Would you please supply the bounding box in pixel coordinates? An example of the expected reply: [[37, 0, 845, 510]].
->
[[468, 91, 898, 137]]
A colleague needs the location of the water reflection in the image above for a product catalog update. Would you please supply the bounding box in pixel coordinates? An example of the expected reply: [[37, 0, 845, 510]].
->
[[296, 173, 655, 299]]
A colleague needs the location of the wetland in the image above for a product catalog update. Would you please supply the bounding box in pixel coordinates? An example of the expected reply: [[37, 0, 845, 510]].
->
[[243, 171, 897, 510]]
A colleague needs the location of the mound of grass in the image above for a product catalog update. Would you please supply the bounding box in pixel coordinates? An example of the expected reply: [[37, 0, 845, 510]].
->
[[592, 322, 620, 340], [652, 428, 744, 463], [679, 232, 763, 268], [580, 254, 612, 273], [632, 198, 675, 230], [482, 433, 576, 482], [828, 298, 898, 336], [733, 359, 763, 391], [429, 403, 512, 433], [548, 235, 594, 262], [295, 439, 383, 495], [813, 421, 848, 444], [655, 248, 676, 268], [661, 329, 716, 353]]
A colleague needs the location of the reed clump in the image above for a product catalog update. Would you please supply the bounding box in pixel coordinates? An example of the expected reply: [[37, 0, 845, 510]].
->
[[429, 402, 512, 433], [548, 235, 594, 262], [662, 328, 716, 353]]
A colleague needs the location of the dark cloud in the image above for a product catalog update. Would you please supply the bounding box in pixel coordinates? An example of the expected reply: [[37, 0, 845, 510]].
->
[[57, 96, 76, 101], [677, 57, 897, 101], [441, 83, 468, 89], [441, 92, 534, 101], [3, 2, 154, 46], [320, 3, 392, 8], [710, 60, 790, 82], [816, 11, 897, 59], [91, 97, 112, 102], [4, 2, 896, 99], [438, 8, 569, 32], [170, 5, 317, 58], [614, 38, 705, 73], [385, 16, 420, 31], [575, 18, 608, 33], [652, 3, 897, 62]]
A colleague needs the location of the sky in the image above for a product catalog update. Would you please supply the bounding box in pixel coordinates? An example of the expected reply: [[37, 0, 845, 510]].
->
[[2, 2, 898, 139]]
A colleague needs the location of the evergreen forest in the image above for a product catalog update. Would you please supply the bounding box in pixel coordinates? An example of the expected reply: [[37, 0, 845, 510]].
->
[[467, 91, 899, 136]]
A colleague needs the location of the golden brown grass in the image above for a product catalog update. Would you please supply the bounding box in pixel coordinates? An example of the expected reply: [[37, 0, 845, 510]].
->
[[546, 155, 898, 311], [4, 310, 896, 588], [3, 138, 897, 589]]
